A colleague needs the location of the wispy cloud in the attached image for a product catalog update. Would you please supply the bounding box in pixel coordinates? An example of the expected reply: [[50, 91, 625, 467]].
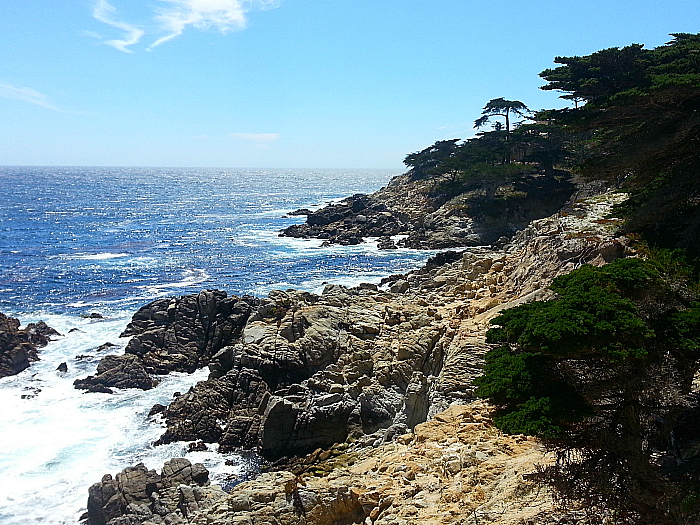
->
[[0, 81, 60, 111], [91, 0, 280, 52], [92, 0, 145, 53], [231, 132, 281, 144]]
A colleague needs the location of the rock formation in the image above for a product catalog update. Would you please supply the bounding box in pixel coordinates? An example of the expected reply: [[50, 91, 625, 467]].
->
[[85, 458, 221, 525], [74, 290, 260, 392], [280, 172, 574, 249], [85, 187, 632, 524], [0, 312, 60, 378]]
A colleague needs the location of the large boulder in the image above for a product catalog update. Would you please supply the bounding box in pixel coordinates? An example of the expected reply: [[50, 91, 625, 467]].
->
[[122, 290, 259, 374], [74, 354, 157, 393], [86, 459, 221, 525]]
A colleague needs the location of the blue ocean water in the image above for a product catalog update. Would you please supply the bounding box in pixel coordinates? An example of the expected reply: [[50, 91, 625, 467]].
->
[[0, 166, 432, 318], [0, 167, 434, 524]]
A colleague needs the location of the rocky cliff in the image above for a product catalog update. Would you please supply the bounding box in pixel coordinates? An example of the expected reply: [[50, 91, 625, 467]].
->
[[84, 185, 631, 525], [280, 172, 574, 249]]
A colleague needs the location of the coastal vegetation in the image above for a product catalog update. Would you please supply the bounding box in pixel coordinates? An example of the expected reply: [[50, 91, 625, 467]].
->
[[473, 33, 700, 523]]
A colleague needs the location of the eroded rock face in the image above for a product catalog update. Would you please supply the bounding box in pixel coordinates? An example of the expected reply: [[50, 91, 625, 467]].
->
[[86, 458, 221, 525], [154, 287, 449, 461], [280, 172, 575, 249], [74, 290, 261, 391], [0, 312, 60, 378]]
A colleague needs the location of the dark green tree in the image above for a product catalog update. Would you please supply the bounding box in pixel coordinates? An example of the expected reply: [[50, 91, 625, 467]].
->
[[474, 98, 532, 133], [475, 257, 700, 523], [540, 33, 700, 255], [403, 139, 461, 180]]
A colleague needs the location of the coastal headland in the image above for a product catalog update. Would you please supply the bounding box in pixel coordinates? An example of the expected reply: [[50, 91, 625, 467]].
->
[[77, 172, 631, 524]]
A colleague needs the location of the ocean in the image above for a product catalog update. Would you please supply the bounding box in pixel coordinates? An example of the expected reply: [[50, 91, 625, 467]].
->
[[0, 167, 434, 524]]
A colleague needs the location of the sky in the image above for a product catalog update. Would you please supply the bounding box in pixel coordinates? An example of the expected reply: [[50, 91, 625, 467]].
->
[[1, 1, 698, 169]]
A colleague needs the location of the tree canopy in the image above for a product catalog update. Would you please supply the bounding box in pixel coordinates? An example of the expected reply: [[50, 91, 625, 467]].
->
[[474, 98, 532, 132], [540, 33, 700, 256], [475, 256, 700, 523]]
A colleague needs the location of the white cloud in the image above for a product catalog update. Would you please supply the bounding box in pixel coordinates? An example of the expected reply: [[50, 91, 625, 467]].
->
[[91, 0, 280, 52], [231, 132, 281, 143], [92, 0, 145, 53], [0, 81, 60, 111]]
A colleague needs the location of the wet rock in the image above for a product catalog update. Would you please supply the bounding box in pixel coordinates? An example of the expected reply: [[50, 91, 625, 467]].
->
[[0, 312, 60, 378], [56, 362, 68, 373], [148, 403, 167, 417], [74, 354, 157, 392], [377, 237, 397, 250]]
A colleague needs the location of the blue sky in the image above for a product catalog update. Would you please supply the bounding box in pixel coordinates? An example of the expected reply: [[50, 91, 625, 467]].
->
[[1, 1, 698, 169]]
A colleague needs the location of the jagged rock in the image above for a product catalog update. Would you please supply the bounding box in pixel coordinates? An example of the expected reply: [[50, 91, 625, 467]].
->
[[121, 290, 259, 374], [86, 459, 219, 525], [153, 284, 449, 461], [154, 367, 269, 449], [0, 312, 59, 378], [73, 290, 262, 393], [74, 354, 157, 392]]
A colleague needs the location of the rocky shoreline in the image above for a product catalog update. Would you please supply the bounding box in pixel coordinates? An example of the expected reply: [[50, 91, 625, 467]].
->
[[79, 180, 631, 525], [279, 172, 574, 249], [0, 312, 59, 378]]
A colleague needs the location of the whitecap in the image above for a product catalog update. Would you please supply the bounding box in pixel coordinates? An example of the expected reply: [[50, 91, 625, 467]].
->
[[61, 252, 130, 261]]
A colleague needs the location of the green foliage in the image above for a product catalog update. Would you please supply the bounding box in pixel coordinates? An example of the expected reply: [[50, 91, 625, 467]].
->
[[487, 260, 659, 360], [474, 98, 532, 132], [494, 397, 564, 437], [474, 346, 588, 436], [540, 33, 700, 106], [477, 256, 700, 432]]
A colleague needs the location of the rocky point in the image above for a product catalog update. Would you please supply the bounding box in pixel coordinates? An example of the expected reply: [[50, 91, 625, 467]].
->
[[82, 185, 633, 525]]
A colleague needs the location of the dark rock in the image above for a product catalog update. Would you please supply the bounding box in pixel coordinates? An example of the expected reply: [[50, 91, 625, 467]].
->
[[148, 403, 167, 417], [155, 367, 269, 449], [87, 474, 121, 525], [0, 312, 59, 378], [377, 236, 397, 250], [421, 250, 464, 272], [287, 208, 311, 216], [56, 362, 68, 373], [187, 441, 208, 452], [120, 290, 258, 374], [81, 312, 104, 319], [74, 354, 156, 392]]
